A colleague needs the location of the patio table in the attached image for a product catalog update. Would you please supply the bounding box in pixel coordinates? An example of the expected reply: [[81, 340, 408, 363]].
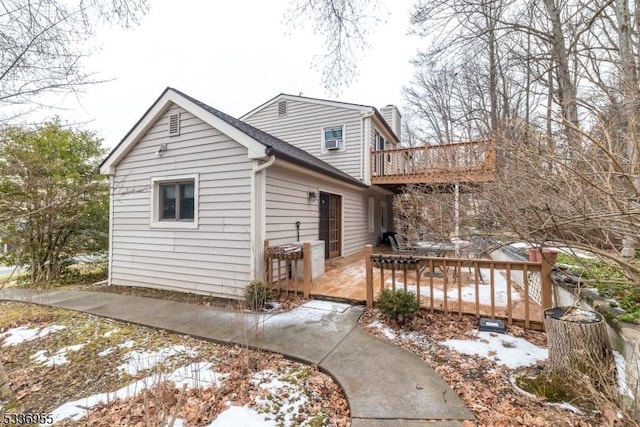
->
[[413, 241, 460, 280], [413, 241, 458, 257]]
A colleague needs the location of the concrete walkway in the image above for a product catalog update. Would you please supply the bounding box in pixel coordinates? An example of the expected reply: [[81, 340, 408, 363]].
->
[[0, 288, 475, 426]]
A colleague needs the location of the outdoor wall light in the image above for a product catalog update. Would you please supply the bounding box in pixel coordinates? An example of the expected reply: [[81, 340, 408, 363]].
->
[[308, 191, 317, 202], [157, 142, 168, 157]]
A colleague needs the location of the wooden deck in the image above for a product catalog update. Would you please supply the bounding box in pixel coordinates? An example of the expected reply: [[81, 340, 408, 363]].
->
[[371, 140, 496, 187], [311, 248, 390, 302], [311, 247, 544, 329]]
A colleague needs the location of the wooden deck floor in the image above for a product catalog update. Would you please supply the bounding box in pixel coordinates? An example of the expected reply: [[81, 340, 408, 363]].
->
[[310, 248, 543, 326]]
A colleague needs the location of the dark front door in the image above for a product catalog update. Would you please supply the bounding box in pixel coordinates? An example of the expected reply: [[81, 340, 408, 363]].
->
[[319, 192, 342, 260]]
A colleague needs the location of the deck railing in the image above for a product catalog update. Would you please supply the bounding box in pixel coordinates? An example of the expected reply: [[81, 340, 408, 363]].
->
[[371, 140, 497, 185], [364, 245, 553, 330], [264, 240, 311, 298]]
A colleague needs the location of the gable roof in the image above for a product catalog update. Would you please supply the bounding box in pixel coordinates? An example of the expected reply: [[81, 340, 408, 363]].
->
[[240, 93, 400, 143], [100, 88, 367, 188]]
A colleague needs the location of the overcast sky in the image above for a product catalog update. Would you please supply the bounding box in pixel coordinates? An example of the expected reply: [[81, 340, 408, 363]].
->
[[51, 0, 422, 149]]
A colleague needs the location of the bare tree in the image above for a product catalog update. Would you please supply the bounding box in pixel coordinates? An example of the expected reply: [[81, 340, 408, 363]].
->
[[285, 0, 384, 93], [0, 0, 148, 118], [0, 0, 147, 407]]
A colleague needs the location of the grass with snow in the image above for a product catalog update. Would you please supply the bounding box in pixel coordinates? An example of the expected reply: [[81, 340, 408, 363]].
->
[[0, 301, 348, 426]]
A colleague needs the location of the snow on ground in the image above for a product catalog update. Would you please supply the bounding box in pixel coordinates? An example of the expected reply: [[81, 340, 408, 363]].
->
[[103, 328, 119, 338], [392, 269, 520, 307], [44, 354, 312, 426], [117, 345, 197, 376], [30, 344, 85, 367], [44, 360, 226, 425], [368, 320, 397, 340], [208, 406, 275, 427], [262, 300, 352, 334], [368, 320, 547, 369], [98, 338, 136, 357], [0, 324, 66, 347], [443, 330, 548, 369], [251, 369, 309, 426], [614, 350, 635, 399], [166, 362, 228, 389]]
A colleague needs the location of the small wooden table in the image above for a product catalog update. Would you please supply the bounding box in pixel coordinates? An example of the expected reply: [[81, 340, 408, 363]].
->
[[413, 241, 457, 257]]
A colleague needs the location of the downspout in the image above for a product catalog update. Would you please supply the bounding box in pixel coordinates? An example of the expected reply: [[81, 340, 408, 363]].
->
[[107, 175, 114, 286], [250, 155, 276, 280]]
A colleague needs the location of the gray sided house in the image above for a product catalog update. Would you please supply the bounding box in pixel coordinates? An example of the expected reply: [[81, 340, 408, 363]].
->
[[100, 88, 399, 299]]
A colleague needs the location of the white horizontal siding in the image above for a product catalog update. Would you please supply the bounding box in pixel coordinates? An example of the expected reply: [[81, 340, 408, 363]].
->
[[264, 166, 318, 247], [244, 99, 364, 181], [111, 103, 252, 298], [265, 165, 387, 257]]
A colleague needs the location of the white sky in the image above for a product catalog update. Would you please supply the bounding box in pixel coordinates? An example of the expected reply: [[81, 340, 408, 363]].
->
[[49, 0, 422, 149]]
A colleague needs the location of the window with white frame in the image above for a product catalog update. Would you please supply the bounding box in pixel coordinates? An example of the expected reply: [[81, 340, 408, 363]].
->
[[322, 125, 344, 151], [151, 175, 198, 228]]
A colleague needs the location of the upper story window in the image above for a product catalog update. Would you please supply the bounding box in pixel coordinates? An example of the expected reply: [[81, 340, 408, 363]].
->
[[322, 125, 345, 152], [150, 174, 199, 229]]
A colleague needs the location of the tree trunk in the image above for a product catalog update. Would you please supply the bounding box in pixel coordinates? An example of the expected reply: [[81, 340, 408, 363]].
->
[[544, 307, 617, 401], [543, 0, 581, 151]]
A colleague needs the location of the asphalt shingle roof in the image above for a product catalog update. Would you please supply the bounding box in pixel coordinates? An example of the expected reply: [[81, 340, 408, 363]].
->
[[171, 87, 367, 188]]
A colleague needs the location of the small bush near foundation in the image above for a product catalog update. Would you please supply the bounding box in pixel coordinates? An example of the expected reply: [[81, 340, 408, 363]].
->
[[377, 289, 419, 323], [245, 280, 273, 310]]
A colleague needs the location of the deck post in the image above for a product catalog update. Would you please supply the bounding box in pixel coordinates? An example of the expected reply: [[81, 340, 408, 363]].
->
[[365, 245, 374, 308], [540, 250, 554, 310], [303, 242, 311, 299]]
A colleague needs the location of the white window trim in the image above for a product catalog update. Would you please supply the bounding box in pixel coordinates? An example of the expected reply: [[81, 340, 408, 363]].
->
[[368, 196, 375, 233], [150, 174, 199, 229], [320, 124, 346, 153]]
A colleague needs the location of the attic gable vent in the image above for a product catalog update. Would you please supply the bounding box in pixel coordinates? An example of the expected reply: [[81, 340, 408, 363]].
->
[[277, 100, 287, 116], [169, 113, 181, 136]]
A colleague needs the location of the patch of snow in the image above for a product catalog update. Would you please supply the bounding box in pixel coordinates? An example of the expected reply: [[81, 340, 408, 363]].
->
[[98, 338, 144, 358], [45, 359, 225, 425], [166, 362, 227, 389], [548, 401, 584, 414], [395, 279, 520, 307], [103, 328, 119, 338], [301, 300, 351, 313], [443, 331, 548, 369], [118, 345, 197, 376], [1, 324, 66, 347], [264, 307, 340, 333], [614, 351, 634, 399], [45, 377, 153, 424], [30, 344, 84, 367], [368, 321, 397, 340], [251, 369, 309, 426], [119, 339, 136, 349], [98, 347, 115, 357], [208, 406, 275, 427]]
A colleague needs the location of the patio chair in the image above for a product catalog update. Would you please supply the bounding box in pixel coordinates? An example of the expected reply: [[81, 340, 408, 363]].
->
[[394, 234, 412, 251], [389, 235, 414, 254]]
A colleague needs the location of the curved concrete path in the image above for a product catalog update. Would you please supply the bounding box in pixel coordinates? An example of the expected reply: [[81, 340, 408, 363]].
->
[[0, 289, 475, 426]]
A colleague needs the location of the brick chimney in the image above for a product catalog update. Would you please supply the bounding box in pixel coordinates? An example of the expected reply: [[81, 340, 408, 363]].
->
[[380, 105, 401, 141]]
